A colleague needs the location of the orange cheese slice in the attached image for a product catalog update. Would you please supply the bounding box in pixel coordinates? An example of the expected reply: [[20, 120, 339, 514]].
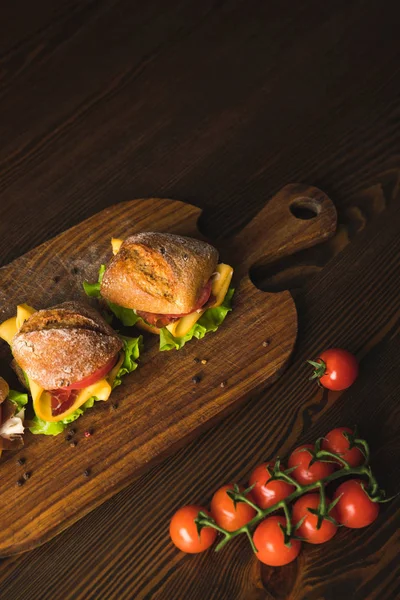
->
[[0, 304, 36, 345], [111, 238, 123, 255]]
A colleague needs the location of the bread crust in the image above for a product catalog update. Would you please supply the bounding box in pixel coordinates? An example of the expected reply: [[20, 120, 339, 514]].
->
[[12, 302, 122, 389], [100, 233, 218, 314]]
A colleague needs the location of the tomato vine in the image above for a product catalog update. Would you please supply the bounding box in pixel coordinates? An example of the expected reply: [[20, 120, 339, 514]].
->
[[194, 432, 390, 554]]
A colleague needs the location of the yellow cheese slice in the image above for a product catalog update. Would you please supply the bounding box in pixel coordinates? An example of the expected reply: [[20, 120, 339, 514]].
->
[[0, 317, 18, 345], [166, 263, 233, 338], [111, 238, 123, 255], [16, 304, 36, 329], [166, 310, 206, 338], [28, 378, 44, 405], [0, 304, 36, 345], [33, 378, 112, 422], [211, 264, 234, 307]]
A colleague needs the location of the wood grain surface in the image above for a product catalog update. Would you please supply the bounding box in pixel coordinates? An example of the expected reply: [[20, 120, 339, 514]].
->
[[0, 185, 335, 556], [0, 0, 399, 598]]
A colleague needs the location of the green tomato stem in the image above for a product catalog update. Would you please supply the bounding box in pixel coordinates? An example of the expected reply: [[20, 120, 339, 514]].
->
[[281, 501, 292, 538]]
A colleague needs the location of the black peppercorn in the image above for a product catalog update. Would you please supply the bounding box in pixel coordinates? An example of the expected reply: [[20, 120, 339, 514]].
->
[[66, 434, 73, 442], [192, 375, 201, 384], [70, 440, 77, 447], [16, 479, 24, 487], [68, 428, 76, 436], [17, 457, 26, 466], [193, 357, 200, 364], [23, 472, 31, 481], [83, 469, 91, 477]]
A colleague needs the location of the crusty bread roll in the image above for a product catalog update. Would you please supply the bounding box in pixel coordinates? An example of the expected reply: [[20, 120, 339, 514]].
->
[[12, 302, 122, 390], [100, 232, 219, 314]]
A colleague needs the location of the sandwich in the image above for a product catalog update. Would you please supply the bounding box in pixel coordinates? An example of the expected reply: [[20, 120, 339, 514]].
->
[[0, 302, 142, 435], [84, 233, 234, 350], [0, 376, 28, 457]]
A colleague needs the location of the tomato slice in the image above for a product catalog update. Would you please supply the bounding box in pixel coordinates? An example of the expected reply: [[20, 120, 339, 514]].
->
[[60, 355, 118, 390]]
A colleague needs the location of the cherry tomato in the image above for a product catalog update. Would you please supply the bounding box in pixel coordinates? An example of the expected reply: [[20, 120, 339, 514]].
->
[[309, 348, 358, 391], [333, 479, 379, 528], [322, 427, 364, 467], [249, 462, 295, 509], [61, 355, 118, 389], [292, 493, 338, 544], [210, 484, 256, 531], [288, 444, 334, 485], [170, 505, 217, 553], [253, 516, 301, 566]]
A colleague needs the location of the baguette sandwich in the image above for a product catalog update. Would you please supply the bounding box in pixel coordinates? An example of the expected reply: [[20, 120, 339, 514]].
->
[[0, 376, 28, 456], [84, 233, 234, 351], [0, 302, 142, 435]]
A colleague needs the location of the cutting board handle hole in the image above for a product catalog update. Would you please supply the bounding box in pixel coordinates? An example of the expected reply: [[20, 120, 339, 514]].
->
[[290, 198, 320, 220]]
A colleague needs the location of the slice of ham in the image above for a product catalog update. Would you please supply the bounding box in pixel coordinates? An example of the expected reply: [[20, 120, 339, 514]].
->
[[50, 389, 80, 416], [137, 280, 213, 328]]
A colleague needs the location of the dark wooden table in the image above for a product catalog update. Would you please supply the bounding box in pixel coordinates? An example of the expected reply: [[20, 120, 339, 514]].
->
[[1, 1, 399, 598]]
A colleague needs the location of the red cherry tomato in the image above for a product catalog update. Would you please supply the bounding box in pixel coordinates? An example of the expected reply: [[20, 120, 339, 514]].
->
[[170, 505, 217, 553], [288, 444, 334, 485], [249, 462, 295, 509], [322, 427, 364, 467], [253, 516, 301, 566], [210, 484, 256, 531], [333, 480, 379, 528], [309, 348, 358, 391], [292, 493, 338, 544], [61, 355, 118, 390]]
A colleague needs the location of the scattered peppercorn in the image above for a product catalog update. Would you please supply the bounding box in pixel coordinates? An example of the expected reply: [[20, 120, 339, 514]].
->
[[192, 375, 201, 384], [23, 472, 31, 481], [70, 440, 78, 447], [66, 434, 73, 442], [16, 478, 24, 487], [83, 469, 91, 477], [262, 340, 270, 347], [201, 359, 208, 365], [84, 429, 93, 438], [220, 381, 227, 388], [17, 457, 26, 466], [193, 357, 200, 364], [111, 403, 118, 410], [68, 428, 76, 436]]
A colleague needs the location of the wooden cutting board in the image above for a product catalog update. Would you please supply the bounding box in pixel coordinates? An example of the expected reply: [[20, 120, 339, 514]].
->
[[0, 183, 336, 556]]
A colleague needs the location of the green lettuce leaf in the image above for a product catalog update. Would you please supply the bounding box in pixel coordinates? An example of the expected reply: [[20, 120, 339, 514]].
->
[[83, 264, 106, 298], [29, 418, 66, 436], [112, 335, 143, 388], [159, 287, 234, 351], [8, 390, 29, 412], [107, 302, 141, 327]]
